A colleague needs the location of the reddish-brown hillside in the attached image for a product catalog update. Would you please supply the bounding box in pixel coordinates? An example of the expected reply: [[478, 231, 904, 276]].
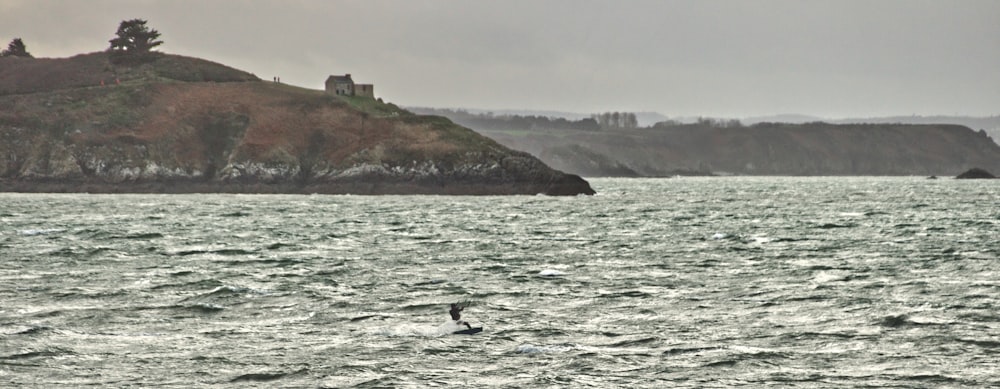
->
[[0, 52, 593, 195]]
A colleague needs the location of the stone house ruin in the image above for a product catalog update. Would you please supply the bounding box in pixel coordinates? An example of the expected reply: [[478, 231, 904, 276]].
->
[[325, 74, 374, 98]]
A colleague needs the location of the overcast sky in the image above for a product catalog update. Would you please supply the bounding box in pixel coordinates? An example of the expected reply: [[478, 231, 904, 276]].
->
[[2, 0, 998, 118]]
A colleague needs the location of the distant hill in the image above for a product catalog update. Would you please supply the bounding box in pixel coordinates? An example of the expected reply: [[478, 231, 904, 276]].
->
[[745, 114, 1000, 147], [742, 114, 825, 124], [414, 108, 1000, 146], [0, 52, 593, 195], [834, 116, 1000, 147], [416, 109, 1000, 177]]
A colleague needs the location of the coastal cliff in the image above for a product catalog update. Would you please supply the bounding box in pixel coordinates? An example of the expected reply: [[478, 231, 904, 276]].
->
[[0, 52, 594, 195]]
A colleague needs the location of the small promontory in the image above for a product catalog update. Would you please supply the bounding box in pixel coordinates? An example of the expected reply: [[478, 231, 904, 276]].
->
[[0, 52, 594, 195]]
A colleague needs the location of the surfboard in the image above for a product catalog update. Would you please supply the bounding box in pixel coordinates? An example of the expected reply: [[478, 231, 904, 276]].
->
[[453, 327, 483, 335]]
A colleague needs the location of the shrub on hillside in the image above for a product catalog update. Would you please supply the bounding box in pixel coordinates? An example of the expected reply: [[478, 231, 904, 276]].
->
[[1, 38, 32, 58]]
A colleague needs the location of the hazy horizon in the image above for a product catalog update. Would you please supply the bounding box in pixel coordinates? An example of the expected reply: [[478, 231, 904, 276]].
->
[[2, 0, 998, 118]]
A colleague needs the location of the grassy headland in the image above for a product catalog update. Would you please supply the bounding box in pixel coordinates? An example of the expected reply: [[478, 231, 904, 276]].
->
[[0, 52, 594, 195]]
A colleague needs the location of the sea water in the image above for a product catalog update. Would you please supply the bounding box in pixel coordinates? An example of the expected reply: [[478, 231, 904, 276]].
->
[[1, 177, 997, 387]]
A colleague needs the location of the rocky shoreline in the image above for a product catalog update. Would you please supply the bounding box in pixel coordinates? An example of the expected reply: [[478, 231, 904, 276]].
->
[[0, 176, 593, 196]]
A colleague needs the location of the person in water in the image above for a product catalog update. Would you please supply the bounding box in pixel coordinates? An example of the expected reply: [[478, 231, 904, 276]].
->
[[449, 303, 472, 329]]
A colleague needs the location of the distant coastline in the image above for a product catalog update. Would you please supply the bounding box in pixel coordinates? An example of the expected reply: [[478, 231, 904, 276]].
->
[[411, 108, 1000, 178]]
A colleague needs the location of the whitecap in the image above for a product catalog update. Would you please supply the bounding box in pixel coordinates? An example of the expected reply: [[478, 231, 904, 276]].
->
[[375, 320, 469, 337], [189, 302, 225, 312], [537, 269, 565, 277], [711, 233, 727, 240], [19, 228, 66, 236], [812, 271, 844, 284], [515, 344, 543, 354], [515, 343, 576, 354]]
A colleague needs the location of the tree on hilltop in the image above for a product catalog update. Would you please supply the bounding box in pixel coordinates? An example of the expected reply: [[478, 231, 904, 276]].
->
[[108, 19, 163, 63], [1, 38, 32, 58]]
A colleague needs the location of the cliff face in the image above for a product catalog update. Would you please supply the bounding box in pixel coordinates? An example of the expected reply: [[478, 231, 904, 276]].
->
[[0, 53, 593, 195], [470, 122, 1000, 177]]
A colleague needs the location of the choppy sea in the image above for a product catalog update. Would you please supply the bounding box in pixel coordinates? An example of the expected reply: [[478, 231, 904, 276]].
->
[[1, 177, 998, 388]]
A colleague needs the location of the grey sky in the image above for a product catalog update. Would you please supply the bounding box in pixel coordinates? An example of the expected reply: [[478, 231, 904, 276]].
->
[[2, 0, 998, 118]]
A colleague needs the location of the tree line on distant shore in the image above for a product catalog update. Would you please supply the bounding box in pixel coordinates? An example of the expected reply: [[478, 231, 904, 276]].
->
[[592, 112, 639, 129], [3, 18, 163, 63], [409, 108, 602, 132], [411, 107, 753, 132]]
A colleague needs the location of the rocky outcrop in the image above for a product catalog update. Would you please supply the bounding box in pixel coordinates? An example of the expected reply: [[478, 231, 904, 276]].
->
[[956, 168, 996, 179], [0, 53, 594, 195]]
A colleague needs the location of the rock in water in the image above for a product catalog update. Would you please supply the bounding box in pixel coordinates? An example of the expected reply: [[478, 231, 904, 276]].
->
[[956, 168, 996, 179]]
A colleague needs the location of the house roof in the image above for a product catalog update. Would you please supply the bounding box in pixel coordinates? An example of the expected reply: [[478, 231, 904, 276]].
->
[[325, 74, 353, 84]]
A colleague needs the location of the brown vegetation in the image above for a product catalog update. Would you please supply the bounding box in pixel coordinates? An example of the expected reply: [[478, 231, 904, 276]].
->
[[0, 52, 594, 195], [0, 52, 257, 96]]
